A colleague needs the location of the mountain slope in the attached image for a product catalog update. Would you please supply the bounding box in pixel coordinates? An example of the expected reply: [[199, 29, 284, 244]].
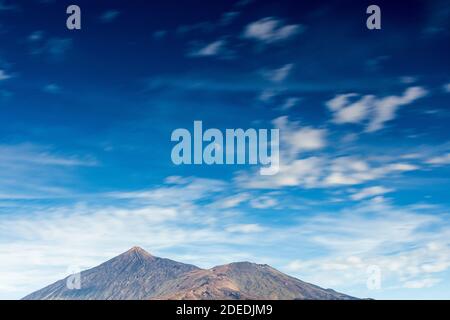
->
[[23, 247, 357, 300], [23, 247, 199, 300], [155, 262, 354, 300]]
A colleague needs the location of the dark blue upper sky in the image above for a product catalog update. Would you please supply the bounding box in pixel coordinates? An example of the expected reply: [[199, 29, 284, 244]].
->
[[0, 0, 449, 299]]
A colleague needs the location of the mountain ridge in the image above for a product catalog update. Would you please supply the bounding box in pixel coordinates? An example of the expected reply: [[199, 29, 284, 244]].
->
[[23, 247, 358, 300]]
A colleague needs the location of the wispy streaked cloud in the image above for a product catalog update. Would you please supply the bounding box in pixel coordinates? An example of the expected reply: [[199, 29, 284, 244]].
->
[[0, 144, 97, 167], [220, 11, 240, 26], [350, 186, 393, 201], [225, 224, 265, 233], [262, 64, 294, 83], [0, 69, 11, 81], [152, 30, 167, 39], [188, 39, 229, 58], [0, 0, 18, 11], [236, 117, 421, 190], [426, 153, 450, 165], [282, 201, 450, 294], [100, 10, 120, 23], [0, 144, 97, 201], [243, 17, 303, 44], [29, 36, 73, 61], [43, 83, 61, 94], [443, 83, 450, 93], [327, 86, 428, 132]]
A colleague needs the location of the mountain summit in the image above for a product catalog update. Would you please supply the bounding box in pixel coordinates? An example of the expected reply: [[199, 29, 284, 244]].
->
[[23, 247, 357, 300]]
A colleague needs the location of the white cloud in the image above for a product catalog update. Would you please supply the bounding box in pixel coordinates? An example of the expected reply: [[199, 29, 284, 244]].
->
[[235, 0, 254, 7], [281, 97, 300, 110], [27, 33, 72, 60], [327, 87, 428, 132], [109, 177, 226, 206], [0, 70, 11, 81], [236, 116, 327, 189], [177, 22, 215, 35], [324, 157, 418, 186], [237, 156, 324, 189], [238, 153, 419, 190], [237, 116, 421, 190], [280, 202, 450, 292], [330, 95, 375, 124], [289, 128, 327, 152], [243, 17, 302, 43], [164, 175, 190, 185], [258, 88, 278, 102], [153, 30, 167, 39], [368, 86, 428, 132], [188, 40, 231, 58], [403, 278, 441, 289], [324, 158, 372, 186], [28, 31, 44, 42], [387, 163, 418, 171], [100, 10, 120, 23], [426, 153, 450, 165], [341, 133, 358, 144], [273, 116, 327, 158], [220, 11, 240, 26], [326, 93, 357, 112], [0, 143, 97, 200], [0, 1, 17, 11], [44, 38, 73, 60], [285, 260, 305, 272], [250, 196, 277, 209], [43, 83, 61, 94], [214, 193, 250, 209], [0, 144, 96, 167], [400, 76, 416, 84], [350, 186, 393, 201], [443, 83, 450, 93], [225, 224, 265, 233], [263, 64, 293, 83]]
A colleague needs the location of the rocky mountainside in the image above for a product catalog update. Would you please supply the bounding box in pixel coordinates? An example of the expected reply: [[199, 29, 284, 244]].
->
[[23, 247, 357, 300], [23, 247, 199, 300]]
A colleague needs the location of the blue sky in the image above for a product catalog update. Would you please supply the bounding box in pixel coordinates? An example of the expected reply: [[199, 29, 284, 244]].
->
[[0, 0, 450, 299]]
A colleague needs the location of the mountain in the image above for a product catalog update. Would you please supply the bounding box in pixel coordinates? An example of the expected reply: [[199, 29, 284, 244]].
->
[[23, 247, 199, 300], [154, 262, 355, 300], [23, 247, 357, 300]]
